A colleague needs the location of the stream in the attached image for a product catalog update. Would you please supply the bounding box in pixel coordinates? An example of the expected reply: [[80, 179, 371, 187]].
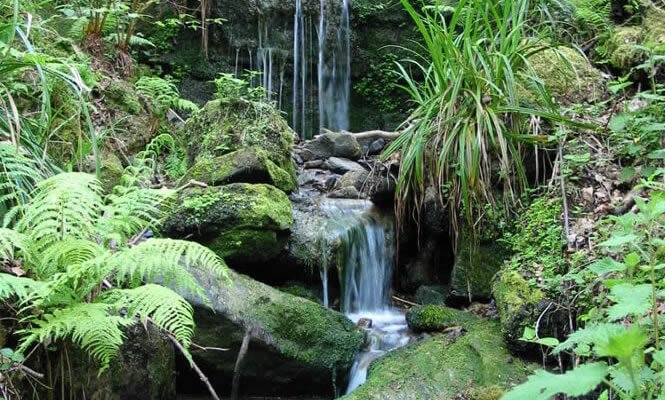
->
[[319, 200, 416, 394]]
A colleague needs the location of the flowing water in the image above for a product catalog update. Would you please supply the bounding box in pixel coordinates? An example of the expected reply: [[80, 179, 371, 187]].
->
[[319, 200, 413, 395], [318, 0, 351, 132]]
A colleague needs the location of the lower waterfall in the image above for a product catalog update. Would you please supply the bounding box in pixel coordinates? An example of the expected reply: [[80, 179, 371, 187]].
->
[[319, 200, 413, 395]]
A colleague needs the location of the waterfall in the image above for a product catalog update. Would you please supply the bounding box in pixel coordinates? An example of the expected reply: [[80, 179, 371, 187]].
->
[[293, 0, 307, 138], [318, 0, 351, 133], [319, 199, 413, 395]]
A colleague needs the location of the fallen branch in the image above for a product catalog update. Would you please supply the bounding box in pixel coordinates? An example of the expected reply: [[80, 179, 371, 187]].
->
[[392, 295, 419, 307], [321, 128, 401, 141]]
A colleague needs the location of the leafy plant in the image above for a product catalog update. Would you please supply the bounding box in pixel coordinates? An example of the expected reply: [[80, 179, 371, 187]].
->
[[0, 172, 230, 390], [385, 0, 579, 235], [503, 193, 665, 399], [135, 76, 198, 132]]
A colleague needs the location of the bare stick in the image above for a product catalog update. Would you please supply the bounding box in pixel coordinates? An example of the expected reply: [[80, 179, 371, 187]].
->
[[231, 329, 252, 400], [166, 332, 221, 400], [392, 295, 419, 307]]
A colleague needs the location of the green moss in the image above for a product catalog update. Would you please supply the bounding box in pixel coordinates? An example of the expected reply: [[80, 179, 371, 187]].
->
[[184, 99, 296, 179], [206, 229, 284, 264], [607, 26, 647, 72], [187, 147, 296, 193], [197, 270, 363, 372], [162, 183, 293, 264], [341, 318, 533, 400], [104, 79, 143, 115], [528, 47, 606, 104], [607, 7, 665, 73], [100, 152, 124, 194], [278, 284, 322, 304], [165, 183, 293, 234], [470, 385, 504, 400], [450, 227, 509, 301], [406, 305, 463, 332], [492, 270, 544, 349]]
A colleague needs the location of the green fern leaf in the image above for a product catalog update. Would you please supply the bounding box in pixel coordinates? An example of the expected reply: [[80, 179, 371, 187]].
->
[[98, 186, 173, 243], [17, 173, 103, 250], [0, 227, 32, 264], [103, 284, 194, 350], [501, 362, 608, 400], [19, 303, 132, 372], [0, 273, 46, 301], [110, 238, 230, 304]]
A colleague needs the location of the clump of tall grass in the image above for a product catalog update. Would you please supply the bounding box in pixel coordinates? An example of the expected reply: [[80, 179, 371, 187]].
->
[[386, 0, 577, 235]]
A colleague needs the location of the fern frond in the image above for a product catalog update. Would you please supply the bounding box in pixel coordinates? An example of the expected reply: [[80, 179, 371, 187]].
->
[[103, 284, 194, 350], [17, 173, 103, 250], [0, 143, 44, 218], [174, 98, 200, 113], [135, 76, 199, 115], [0, 227, 32, 264], [109, 238, 229, 304], [98, 186, 173, 243], [36, 238, 106, 279], [0, 273, 47, 301], [20, 303, 132, 372]]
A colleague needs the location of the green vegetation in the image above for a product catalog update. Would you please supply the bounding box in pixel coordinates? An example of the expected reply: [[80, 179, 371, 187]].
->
[[385, 0, 583, 234], [504, 194, 665, 399], [342, 318, 533, 400], [0, 171, 229, 396], [406, 305, 465, 332]]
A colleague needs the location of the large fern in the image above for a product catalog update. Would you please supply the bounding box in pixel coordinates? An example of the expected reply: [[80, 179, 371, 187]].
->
[[1, 171, 230, 373], [19, 303, 133, 372]]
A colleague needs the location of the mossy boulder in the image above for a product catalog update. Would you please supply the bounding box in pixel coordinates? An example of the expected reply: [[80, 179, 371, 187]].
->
[[449, 229, 509, 302], [99, 152, 124, 194], [182, 269, 363, 397], [183, 99, 296, 181], [492, 270, 546, 352], [187, 147, 296, 193], [162, 184, 293, 266], [406, 305, 462, 332], [302, 131, 362, 161], [340, 317, 532, 400], [528, 47, 606, 105], [22, 325, 175, 400], [607, 6, 665, 74], [103, 79, 143, 115]]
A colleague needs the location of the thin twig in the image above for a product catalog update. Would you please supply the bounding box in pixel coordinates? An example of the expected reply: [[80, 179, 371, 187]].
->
[[392, 295, 419, 307], [166, 332, 220, 400]]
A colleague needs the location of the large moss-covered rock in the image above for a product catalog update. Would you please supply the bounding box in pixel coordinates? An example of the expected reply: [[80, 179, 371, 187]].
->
[[183, 99, 296, 180], [492, 270, 545, 352], [406, 305, 464, 332], [183, 269, 364, 396], [163, 184, 293, 265], [20, 325, 175, 400], [341, 317, 532, 400], [607, 6, 665, 74], [528, 47, 606, 105], [449, 229, 508, 302], [187, 147, 296, 193]]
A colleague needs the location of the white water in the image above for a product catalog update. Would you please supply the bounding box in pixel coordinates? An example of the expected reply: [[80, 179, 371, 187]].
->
[[318, 0, 351, 132], [319, 200, 412, 394]]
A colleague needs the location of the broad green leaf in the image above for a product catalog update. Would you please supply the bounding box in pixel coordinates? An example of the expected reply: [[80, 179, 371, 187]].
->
[[601, 234, 639, 248], [624, 252, 640, 269], [609, 113, 630, 132], [606, 284, 652, 321], [501, 362, 608, 400], [587, 258, 626, 275]]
